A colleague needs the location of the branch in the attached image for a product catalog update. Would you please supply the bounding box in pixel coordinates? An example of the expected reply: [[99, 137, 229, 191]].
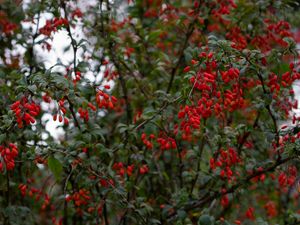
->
[[166, 2, 202, 93], [108, 41, 132, 125], [237, 111, 260, 154], [244, 56, 279, 147], [167, 156, 295, 220], [189, 123, 206, 195], [133, 95, 182, 131], [61, 0, 77, 72], [65, 96, 81, 130], [28, 12, 41, 79]]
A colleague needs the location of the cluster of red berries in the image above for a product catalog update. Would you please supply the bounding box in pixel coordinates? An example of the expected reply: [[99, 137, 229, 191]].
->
[[141, 133, 177, 151], [221, 67, 240, 83], [277, 166, 297, 190], [112, 162, 135, 177], [124, 47, 135, 58], [18, 184, 52, 210], [112, 162, 149, 177], [223, 85, 244, 112], [73, 71, 82, 82], [99, 178, 115, 188], [141, 133, 155, 149], [78, 107, 89, 122], [249, 167, 266, 183], [157, 136, 177, 150], [178, 105, 201, 139], [267, 72, 281, 93], [53, 114, 69, 125], [226, 27, 247, 50], [11, 97, 40, 128], [211, 0, 237, 17], [42, 93, 52, 103], [267, 63, 300, 94], [71, 8, 83, 19], [210, 148, 241, 182], [53, 98, 69, 125], [39, 17, 68, 37], [266, 20, 292, 38], [66, 189, 91, 207], [104, 68, 119, 81], [245, 207, 255, 220], [139, 164, 149, 174], [0, 11, 18, 35], [0, 143, 18, 171], [110, 18, 128, 33], [178, 55, 245, 139], [252, 20, 292, 52], [220, 190, 229, 207], [264, 201, 277, 217], [96, 90, 117, 110], [65, 189, 95, 216]]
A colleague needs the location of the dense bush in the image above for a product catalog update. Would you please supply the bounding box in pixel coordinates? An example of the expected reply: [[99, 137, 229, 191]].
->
[[1, 0, 300, 224]]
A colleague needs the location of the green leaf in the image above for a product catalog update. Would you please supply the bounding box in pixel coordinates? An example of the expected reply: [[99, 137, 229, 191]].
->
[[0, 134, 6, 145], [198, 214, 214, 225], [3, 206, 33, 225], [48, 156, 63, 181]]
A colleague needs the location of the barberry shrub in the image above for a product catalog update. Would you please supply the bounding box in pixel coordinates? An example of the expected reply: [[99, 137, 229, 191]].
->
[[1, 0, 300, 224]]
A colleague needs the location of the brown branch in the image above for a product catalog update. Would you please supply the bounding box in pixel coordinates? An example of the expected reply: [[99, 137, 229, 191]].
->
[[65, 96, 81, 130], [166, 2, 203, 93], [167, 156, 295, 220], [133, 95, 182, 131], [237, 111, 260, 154], [244, 56, 279, 148], [60, 1, 82, 130], [108, 42, 132, 125], [61, 0, 77, 72], [190, 120, 207, 195], [103, 200, 109, 225]]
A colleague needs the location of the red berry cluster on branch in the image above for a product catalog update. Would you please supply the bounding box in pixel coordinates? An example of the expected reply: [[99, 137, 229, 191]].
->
[[0, 143, 18, 171], [245, 207, 255, 220], [277, 165, 297, 190], [96, 90, 117, 110], [264, 201, 277, 217], [156, 136, 177, 150], [0, 11, 18, 35], [178, 55, 245, 139], [141, 133, 155, 149], [53, 98, 69, 125], [71, 8, 83, 19], [18, 183, 53, 210], [210, 148, 241, 182], [39, 17, 69, 37], [113, 162, 149, 177], [11, 97, 40, 128], [65, 189, 97, 216], [99, 178, 114, 188], [66, 189, 90, 207], [78, 107, 89, 122], [112, 162, 134, 177]]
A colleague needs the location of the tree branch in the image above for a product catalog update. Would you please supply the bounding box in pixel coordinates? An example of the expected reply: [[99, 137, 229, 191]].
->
[[166, 2, 203, 93], [167, 156, 295, 220]]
